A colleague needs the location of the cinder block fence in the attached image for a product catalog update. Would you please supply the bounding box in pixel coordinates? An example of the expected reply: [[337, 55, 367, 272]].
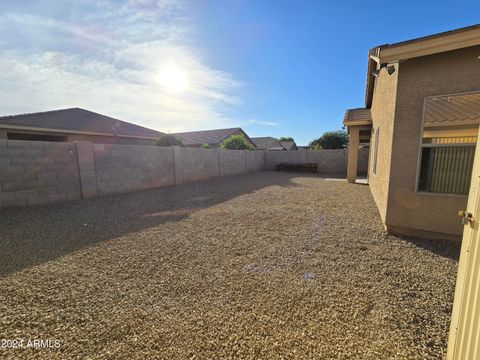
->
[[0, 140, 265, 208], [0, 139, 367, 209]]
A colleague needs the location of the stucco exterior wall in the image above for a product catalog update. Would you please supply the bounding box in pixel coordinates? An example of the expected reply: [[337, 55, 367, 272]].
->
[[368, 63, 399, 223], [386, 46, 480, 237]]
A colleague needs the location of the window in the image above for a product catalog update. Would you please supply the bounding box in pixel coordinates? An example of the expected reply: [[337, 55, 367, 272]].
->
[[373, 127, 380, 175], [418, 92, 480, 195], [7, 132, 67, 142]]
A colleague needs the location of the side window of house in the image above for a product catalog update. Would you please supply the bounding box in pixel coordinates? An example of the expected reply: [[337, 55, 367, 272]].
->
[[373, 127, 380, 175], [418, 92, 480, 195]]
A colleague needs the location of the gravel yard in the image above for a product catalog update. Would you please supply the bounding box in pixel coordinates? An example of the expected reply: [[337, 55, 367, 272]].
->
[[0, 172, 460, 359]]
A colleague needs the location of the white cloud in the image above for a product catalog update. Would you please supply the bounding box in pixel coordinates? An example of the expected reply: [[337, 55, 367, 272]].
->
[[247, 119, 281, 127], [0, 0, 242, 132]]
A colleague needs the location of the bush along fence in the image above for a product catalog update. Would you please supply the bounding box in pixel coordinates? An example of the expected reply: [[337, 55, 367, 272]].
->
[[0, 139, 368, 209]]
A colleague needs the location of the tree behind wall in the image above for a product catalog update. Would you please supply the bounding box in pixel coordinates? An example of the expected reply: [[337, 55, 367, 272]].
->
[[156, 134, 184, 147], [221, 134, 253, 150], [279, 136, 294, 142], [309, 130, 349, 149]]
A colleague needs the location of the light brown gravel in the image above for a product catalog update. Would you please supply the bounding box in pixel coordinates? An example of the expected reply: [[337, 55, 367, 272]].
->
[[0, 172, 460, 359]]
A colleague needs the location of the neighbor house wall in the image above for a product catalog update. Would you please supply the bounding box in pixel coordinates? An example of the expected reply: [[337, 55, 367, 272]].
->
[[385, 45, 480, 238], [0, 128, 157, 146], [368, 62, 399, 224], [68, 134, 156, 146]]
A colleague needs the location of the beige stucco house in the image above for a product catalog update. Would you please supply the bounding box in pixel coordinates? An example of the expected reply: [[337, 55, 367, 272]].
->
[[344, 24, 480, 240]]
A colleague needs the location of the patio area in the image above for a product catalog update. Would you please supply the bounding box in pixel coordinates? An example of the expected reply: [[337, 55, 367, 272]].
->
[[0, 172, 460, 359]]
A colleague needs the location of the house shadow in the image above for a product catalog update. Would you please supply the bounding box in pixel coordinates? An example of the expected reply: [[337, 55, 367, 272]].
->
[[392, 233, 461, 261], [0, 172, 303, 277]]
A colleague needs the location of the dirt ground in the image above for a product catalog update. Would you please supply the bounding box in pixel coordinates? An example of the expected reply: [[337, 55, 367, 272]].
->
[[0, 172, 460, 359]]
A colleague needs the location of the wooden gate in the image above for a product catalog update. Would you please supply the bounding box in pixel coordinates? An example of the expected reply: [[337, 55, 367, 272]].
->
[[447, 134, 480, 359]]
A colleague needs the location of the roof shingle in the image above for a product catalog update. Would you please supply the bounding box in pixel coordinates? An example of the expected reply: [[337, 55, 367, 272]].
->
[[0, 108, 163, 138], [173, 128, 253, 147]]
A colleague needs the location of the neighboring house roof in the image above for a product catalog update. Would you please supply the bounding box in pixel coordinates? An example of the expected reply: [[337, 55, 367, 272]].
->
[[365, 23, 480, 107], [251, 136, 282, 149], [252, 136, 298, 151], [173, 127, 256, 147], [0, 108, 163, 139], [279, 141, 298, 151]]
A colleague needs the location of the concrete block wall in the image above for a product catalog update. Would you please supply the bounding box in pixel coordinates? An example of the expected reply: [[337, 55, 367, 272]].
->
[[306, 149, 346, 173], [94, 144, 175, 195], [265, 147, 370, 174], [0, 139, 367, 209], [174, 147, 220, 185], [246, 151, 265, 172], [0, 140, 81, 208], [220, 149, 247, 177], [265, 150, 307, 170]]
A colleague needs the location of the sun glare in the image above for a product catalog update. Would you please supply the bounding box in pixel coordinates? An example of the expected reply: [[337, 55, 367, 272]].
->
[[158, 63, 189, 94]]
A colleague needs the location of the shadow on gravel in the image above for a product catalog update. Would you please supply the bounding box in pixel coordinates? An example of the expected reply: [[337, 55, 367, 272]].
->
[[0, 172, 305, 277], [397, 235, 461, 261]]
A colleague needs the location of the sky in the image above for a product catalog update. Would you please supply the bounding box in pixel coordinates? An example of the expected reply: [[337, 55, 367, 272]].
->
[[0, 1, 479, 145]]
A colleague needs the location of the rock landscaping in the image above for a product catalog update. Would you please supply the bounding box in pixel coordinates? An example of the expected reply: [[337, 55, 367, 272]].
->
[[0, 172, 460, 359]]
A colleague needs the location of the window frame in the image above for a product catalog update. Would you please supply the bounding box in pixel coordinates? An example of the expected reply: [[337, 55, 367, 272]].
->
[[415, 91, 480, 196]]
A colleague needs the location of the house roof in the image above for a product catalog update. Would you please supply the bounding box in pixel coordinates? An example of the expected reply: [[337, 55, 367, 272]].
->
[[251, 136, 282, 149], [0, 108, 163, 139], [343, 108, 372, 127], [424, 92, 480, 128], [365, 24, 480, 107], [279, 141, 297, 151], [173, 127, 255, 147]]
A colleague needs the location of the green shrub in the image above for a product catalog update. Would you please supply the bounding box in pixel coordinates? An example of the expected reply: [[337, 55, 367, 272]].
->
[[155, 134, 184, 147], [201, 143, 210, 149], [221, 134, 253, 150], [309, 130, 348, 149]]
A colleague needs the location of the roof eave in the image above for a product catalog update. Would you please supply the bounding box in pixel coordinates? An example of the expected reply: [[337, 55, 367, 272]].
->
[[0, 124, 160, 140], [364, 24, 480, 107], [379, 26, 480, 63]]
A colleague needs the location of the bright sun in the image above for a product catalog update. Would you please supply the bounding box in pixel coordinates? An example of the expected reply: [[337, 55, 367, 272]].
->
[[158, 63, 189, 94]]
